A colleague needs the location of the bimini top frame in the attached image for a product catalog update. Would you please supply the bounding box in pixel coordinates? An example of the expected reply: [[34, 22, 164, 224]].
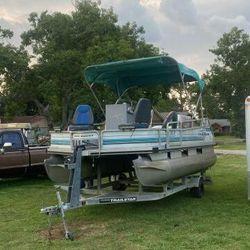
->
[[84, 56, 205, 117], [84, 55, 205, 97]]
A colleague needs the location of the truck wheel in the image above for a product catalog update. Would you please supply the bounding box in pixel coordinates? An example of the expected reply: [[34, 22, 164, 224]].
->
[[190, 178, 204, 198]]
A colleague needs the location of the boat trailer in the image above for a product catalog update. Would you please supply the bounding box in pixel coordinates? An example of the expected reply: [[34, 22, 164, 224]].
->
[[41, 144, 208, 240]]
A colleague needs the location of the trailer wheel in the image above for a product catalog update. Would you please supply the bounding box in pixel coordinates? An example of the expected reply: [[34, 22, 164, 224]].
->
[[190, 178, 204, 198], [112, 173, 127, 191]]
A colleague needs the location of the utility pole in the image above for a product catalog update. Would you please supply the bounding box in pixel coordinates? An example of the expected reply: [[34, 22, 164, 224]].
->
[[245, 96, 250, 199]]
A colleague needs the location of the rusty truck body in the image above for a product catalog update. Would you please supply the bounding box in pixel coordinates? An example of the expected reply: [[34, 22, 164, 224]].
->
[[0, 129, 48, 178]]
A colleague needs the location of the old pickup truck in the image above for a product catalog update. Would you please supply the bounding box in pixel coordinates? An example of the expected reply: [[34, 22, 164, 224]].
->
[[0, 128, 48, 178]]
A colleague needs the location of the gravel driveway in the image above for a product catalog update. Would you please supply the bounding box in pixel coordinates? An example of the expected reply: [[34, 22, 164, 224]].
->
[[215, 149, 246, 156]]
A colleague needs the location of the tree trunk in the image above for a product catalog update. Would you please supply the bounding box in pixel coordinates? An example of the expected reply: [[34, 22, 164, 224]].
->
[[34, 99, 49, 116], [61, 95, 71, 129], [33, 99, 52, 128]]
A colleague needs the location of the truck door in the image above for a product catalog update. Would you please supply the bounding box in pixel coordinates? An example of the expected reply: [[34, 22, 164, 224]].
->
[[0, 131, 29, 169]]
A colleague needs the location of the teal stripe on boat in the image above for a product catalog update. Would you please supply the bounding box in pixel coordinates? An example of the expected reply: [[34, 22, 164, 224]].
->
[[103, 137, 162, 145], [51, 139, 71, 145], [103, 136, 203, 145], [51, 135, 204, 146]]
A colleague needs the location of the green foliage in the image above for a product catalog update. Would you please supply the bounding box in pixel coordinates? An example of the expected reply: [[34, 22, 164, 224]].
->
[[201, 75, 227, 119], [17, 0, 160, 126], [1, 1, 184, 126], [0, 26, 30, 118], [205, 27, 250, 137], [0, 26, 13, 40]]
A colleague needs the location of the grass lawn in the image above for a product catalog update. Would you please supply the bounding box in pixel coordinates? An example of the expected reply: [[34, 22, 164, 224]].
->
[[215, 135, 246, 150], [0, 155, 250, 250]]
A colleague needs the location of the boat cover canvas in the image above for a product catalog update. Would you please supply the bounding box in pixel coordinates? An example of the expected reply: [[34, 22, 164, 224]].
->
[[84, 56, 205, 96]]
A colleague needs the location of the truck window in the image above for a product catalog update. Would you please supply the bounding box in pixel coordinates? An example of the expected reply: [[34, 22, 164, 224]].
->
[[2, 132, 23, 150]]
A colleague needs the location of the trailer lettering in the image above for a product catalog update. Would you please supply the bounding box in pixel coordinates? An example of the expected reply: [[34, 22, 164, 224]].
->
[[99, 197, 137, 203]]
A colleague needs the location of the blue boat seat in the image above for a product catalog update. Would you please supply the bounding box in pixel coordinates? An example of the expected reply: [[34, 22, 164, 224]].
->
[[68, 104, 94, 131], [119, 98, 152, 130]]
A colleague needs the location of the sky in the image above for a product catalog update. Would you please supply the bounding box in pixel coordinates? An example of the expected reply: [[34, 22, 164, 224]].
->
[[1, 0, 250, 74]]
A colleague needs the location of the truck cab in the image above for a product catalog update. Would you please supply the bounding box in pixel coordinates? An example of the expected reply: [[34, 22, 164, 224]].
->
[[0, 128, 48, 178]]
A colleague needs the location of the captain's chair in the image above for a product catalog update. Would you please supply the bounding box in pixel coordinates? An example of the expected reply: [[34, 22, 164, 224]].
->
[[134, 98, 152, 128], [68, 104, 94, 131], [118, 98, 152, 130]]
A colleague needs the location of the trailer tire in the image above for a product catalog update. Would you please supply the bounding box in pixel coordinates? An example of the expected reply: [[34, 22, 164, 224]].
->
[[190, 178, 204, 198], [112, 173, 127, 191]]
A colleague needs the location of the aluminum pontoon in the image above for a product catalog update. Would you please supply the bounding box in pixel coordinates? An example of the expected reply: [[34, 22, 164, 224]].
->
[[42, 56, 216, 240]]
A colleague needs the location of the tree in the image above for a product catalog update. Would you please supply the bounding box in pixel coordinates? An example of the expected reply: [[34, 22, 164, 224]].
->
[[0, 26, 31, 118], [20, 0, 159, 126], [205, 27, 250, 137]]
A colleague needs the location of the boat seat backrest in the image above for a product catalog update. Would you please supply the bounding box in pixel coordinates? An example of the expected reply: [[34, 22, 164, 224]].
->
[[68, 104, 94, 131], [162, 111, 178, 129], [134, 98, 152, 128]]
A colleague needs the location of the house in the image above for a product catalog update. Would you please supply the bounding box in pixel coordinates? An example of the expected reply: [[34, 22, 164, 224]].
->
[[209, 119, 231, 134], [6, 115, 48, 128]]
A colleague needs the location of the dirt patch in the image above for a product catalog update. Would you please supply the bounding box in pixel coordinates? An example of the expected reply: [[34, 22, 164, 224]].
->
[[40, 224, 66, 241], [39, 221, 107, 241]]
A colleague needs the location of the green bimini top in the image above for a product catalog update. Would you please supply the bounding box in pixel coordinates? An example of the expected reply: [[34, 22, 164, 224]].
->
[[84, 55, 205, 96]]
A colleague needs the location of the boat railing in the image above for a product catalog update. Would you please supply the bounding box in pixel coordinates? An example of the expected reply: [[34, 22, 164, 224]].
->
[[166, 118, 209, 148], [99, 127, 166, 151], [59, 117, 211, 154]]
